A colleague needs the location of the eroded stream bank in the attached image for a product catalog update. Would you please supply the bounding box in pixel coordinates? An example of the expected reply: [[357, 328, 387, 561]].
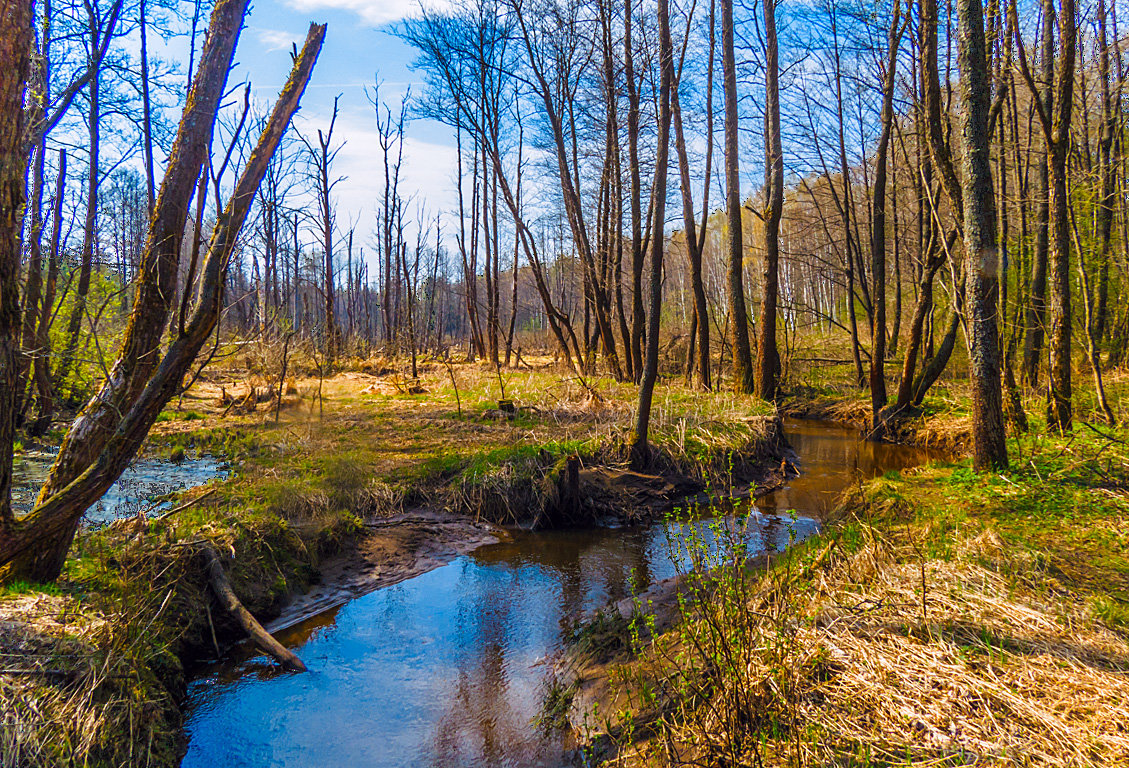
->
[[180, 420, 936, 768]]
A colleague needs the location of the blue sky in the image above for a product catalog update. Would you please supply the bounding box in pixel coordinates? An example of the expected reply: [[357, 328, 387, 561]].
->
[[235, 0, 459, 241]]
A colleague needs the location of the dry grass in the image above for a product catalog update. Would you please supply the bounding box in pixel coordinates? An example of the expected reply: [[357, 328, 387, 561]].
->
[[791, 544, 1129, 766], [0, 590, 179, 768], [590, 511, 1129, 767]]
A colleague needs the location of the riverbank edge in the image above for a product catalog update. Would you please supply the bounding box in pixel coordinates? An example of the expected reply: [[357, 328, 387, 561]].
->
[[0, 407, 794, 768], [780, 392, 973, 454], [555, 412, 1129, 767]]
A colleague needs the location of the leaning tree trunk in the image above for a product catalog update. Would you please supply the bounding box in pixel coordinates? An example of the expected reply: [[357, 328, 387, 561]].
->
[[38, 0, 254, 504], [0, 13, 326, 583]]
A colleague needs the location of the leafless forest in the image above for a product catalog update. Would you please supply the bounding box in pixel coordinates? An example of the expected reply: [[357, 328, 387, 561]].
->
[[0, 0, 1125, 576]]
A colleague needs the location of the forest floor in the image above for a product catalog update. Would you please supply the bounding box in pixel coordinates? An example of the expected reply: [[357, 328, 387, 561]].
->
[[561, 356, 1129, 767], [8, 339, 1129, 768], [0, 354, 790, 768]]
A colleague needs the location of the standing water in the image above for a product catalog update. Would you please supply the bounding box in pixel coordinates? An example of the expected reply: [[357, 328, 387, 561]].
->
[[11, 449, 228, 524], [180, 420, 935, 768]]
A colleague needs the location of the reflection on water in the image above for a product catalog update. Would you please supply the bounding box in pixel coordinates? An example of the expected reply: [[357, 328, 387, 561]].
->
[[758, 419, 938, 516], [11, 450, 228, 524], [180, 419, 936, 768]]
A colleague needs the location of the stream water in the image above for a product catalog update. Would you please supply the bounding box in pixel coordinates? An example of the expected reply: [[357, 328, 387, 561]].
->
[[180, 420, 936, 768], [11, 449, 228, 524]]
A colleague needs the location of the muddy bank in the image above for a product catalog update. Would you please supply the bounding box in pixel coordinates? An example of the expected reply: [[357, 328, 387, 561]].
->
[[263, 444, 797, 644], [265, 510, 503, 635]]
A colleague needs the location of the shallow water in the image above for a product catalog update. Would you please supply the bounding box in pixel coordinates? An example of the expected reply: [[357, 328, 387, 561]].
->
[[11, 450, 228, 524], [180, 420, 936, 768]]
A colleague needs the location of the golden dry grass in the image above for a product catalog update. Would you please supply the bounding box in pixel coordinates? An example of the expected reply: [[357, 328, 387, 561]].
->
[[590, 512, 1129, 767]]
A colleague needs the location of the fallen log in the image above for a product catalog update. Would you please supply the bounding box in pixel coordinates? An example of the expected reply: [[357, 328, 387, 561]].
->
[[201, 544, 307, 672]]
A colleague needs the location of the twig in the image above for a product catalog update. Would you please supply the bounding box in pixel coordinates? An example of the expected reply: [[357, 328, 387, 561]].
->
[[155, 487, 217, 522]]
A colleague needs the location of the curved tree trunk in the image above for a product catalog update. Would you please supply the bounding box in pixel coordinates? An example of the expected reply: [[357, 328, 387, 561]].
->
[[0, 17, 326, 583]]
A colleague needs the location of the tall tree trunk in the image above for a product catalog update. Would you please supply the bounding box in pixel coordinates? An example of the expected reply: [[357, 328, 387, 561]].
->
[[632, 0, 673, 469], [30, 151, 67, 435], [0, 0, 34, 535], [1094, 0, 1116, 349], [958, 0, 1008, 468], [721, 0, 753, 393], [757, 0, 784, 401], [671, 74, 711, 391], [140, 0, 156, 214], [625, 0, 645, 383], [869, 0, 904, 430], [1021, 0, 1053, 387], [1046, 0, 1075, 430], [58, 37, 101, 397]]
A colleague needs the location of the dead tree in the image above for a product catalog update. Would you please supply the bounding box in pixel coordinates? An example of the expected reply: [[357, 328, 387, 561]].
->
[[299, 97, 344, 365]]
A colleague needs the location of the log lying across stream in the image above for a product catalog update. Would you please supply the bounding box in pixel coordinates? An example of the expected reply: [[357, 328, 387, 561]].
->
[[201, 545, 307, 672]]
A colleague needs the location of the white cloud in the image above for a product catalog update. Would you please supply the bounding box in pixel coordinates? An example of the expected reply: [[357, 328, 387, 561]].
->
[[254, 27, 302, 52], [284, 0, 447, 26]]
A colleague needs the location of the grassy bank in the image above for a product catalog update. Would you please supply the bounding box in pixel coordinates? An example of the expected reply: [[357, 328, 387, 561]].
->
[[0, 359, 787, 768], [567, 392, 1129, 767]]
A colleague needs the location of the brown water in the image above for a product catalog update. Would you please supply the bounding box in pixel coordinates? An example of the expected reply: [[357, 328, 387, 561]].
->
[[180, 420, 936, 768]]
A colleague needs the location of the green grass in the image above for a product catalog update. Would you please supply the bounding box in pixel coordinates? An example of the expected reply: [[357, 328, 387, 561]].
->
[[0, 579, 62, 598]]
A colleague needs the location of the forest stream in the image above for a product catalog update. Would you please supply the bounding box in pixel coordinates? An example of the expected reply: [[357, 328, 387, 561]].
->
[[179, 420, 937, 768]]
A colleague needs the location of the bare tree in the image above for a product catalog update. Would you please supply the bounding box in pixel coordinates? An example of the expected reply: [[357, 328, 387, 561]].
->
[[631, 0, 673, 468], [299, 97, 344, 364]]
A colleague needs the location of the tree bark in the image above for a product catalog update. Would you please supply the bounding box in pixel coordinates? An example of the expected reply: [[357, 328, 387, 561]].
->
[[721, 0, 753, 393], [631, 0, 673, 468], [671, 71, 711, 391], [1021, 0, 1052, 387], [0, 0, 34, 535], [868, 0, 904, 430], [757, 0, 784, 401], [958, 0, 1008, 468]]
